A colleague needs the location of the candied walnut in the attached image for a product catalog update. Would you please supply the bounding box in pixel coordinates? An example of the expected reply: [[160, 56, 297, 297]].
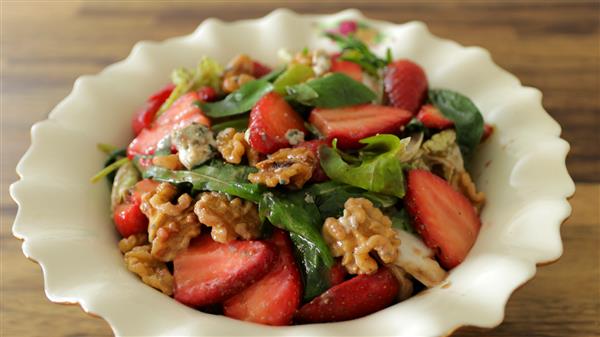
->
[[215, 127, 260, 166], [222, 73, 255, 93], [118, 233, 149, 253], [140, 183, 201, 262], [194, 192, 261, 243], [152, 154, 184, 170], [248, 147, 317, 188], [124, 245, 174, 295], [452, 170, 486, 213], [322, 198, 400, 275], [386, 265, 414, 301], [221, 54, 256, 93]]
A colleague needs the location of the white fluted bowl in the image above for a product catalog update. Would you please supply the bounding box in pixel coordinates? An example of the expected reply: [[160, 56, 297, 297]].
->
[[11, 9, 574, 337]]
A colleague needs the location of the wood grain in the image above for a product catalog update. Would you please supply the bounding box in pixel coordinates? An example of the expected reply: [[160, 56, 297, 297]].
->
[[1, 1, 598, 336]]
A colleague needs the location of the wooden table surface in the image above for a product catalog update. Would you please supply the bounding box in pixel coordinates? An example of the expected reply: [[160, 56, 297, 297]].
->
[[1, 1, 598, 336]]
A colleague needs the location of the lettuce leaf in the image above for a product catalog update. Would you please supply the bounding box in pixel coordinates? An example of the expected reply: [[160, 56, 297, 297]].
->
[[319, 134, 406, 198], [157, 57, 223, 117]]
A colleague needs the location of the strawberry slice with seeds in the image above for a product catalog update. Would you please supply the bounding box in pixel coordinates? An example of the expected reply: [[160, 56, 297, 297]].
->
[[330, 56, 362, 82], [131, 83, 175, 135], [405, 169, 481, 269], [327, 260, 348, 287], [308, 104, 412, 149], [127, 91, 211, 158], [112, 179, 159, 238], [416, 104, 453, 129], [223, 229, 302, 326], [252, 61, 273, 78], [295, 267, 399, 323], [247, 92, 307, 154], [384, 60, 428, 113], [173, 235, 277, 307]]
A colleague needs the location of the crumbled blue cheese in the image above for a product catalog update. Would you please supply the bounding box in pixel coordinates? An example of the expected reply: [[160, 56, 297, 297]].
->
[[311, 49, 331, 77], [285, 129, 305, 146], [171, 123, 216, 170]]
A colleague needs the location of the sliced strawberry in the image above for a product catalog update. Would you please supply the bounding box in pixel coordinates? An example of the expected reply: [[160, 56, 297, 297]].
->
[[173, 235, 277, 308], [294, 139, 330, 182], [384, 60, 428, 113], [482, 123, 494, 142], [248, 92, 307, 154], [223, 229, 302, 326], [328, 260, 348, 287], [113, 198, 147, 237], [295, 267, 398, 323], [127, 92, 211, 158], [330, 56, 362, 82], [405, 170, 481, 269], [416, 104, 453, 129], [131, 84, 175, 135], [197, 86, 218, 102], [308, 104, 412, 149], [252, 61, 272, 78], [112, 179, 158, 238]]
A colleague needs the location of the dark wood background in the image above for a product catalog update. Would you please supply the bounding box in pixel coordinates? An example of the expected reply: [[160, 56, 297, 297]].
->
[[1, 1, 598, 336]]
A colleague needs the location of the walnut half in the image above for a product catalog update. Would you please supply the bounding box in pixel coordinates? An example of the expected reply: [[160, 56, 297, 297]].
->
[[216, 128, 260, 166], [248, 147, 317, 189], [140, 183, 201, 262], [124, 245, 174, 295], [194, 191, 261, 243], [322, 198, 400, 275]]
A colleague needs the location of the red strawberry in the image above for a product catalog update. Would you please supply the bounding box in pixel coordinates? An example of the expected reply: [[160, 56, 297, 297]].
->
[[113, 198, 147, 237], [252, 61, 272, 78], [173, 235, 277, 308], [295, 267, 399, 323], [131, 84, 175, 135], [294, 139, 330, 182], [328, 261, 348, 287], [384, 60, 428, 113], [405, 170, 481, 269], [248, 92, 307, 154], [416, 104, 453, 129], [127, 91, 211, 158], [112, 179, 158, 238], [308, 104, 412, 149], [330, 56, 362, 82], [482, 123, 494, 142], [197, 86, 218, 102], [223, 230, 302, 326]]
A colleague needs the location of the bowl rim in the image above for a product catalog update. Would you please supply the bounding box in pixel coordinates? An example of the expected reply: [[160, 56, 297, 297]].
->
[[10, 8, 575, 337]]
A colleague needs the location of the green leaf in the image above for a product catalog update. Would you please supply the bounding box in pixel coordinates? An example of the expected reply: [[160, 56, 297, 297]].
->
[[273, 64, 314, 94], [210, 115, 249, 133], [428, 89, 484, 159], [325, 32, 389, 78], [286, 73, 376, 108], [110, 161, 140, 210], [91, 157, 129, 183], [289, 232, 331, 301], [143, 160, 264, 202], [259, 191, 333, 267], [157, 57, 223, 117], [319, 134, 406, 197], [386, 208, 414, 233], [201, 79, 273, 118], [306, 181, 397, 219]]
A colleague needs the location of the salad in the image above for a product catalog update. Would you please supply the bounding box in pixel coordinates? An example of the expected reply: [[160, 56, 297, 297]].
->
[[93, 32, 491, 326]]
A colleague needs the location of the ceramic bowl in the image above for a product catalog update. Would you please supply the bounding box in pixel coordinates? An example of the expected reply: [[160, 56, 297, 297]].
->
[[11, 8, 575, 337]]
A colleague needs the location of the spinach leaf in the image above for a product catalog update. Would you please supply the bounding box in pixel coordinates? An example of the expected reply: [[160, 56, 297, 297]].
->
[[273, 64, 314, 94], [386, 208, 414, 233], [325, 32, 390, 78], [143, 160, 264, 202], [289, 232, 331, 301], [210, 115, 249, 133], [286, 73, 376, 108], [306, 181, 397, 218], [428, 89, 484, 159], [200, 79, 273, 118], [319, 134, 407, 198], [259, 191, 333, 267]]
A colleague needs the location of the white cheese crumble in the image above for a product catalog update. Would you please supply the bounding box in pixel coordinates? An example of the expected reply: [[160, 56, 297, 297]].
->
[[171, 123, 216, 170], [311, 49, 331, 77], [285, 129, 305, 146]]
